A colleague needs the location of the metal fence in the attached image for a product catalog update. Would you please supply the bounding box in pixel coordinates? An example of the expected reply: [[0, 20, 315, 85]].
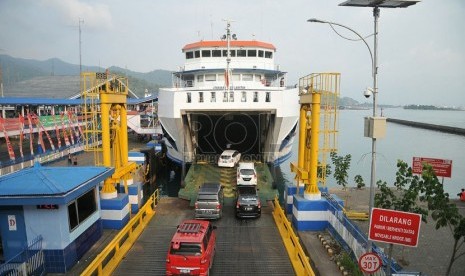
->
[[0, 235, 45, 276], [323, 193, 404, 275]]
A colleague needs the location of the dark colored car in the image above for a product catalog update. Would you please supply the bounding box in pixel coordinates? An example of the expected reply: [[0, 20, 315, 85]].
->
[[235, 185, 261, 218]]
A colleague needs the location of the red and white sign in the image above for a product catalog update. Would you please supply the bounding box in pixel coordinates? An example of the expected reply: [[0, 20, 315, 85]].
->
[[369, 208, 422, 247], [412, 157, 452, 178], [358, 252, 382, 274]]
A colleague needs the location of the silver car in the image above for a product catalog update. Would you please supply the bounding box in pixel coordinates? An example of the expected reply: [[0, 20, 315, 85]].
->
[[195, 182, 224, 219]]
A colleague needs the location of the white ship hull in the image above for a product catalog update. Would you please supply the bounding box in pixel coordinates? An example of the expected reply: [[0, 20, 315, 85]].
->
[[157, 24, 299, 166], [158, 86, 299, 166]]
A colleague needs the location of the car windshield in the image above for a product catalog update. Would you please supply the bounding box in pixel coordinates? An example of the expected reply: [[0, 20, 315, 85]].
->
[[240, 169, 255, 175], [197, 195, 218, 201], [220, 155, 231, 160], [238, 186, 256, 195], [170, 242, 202, 256]]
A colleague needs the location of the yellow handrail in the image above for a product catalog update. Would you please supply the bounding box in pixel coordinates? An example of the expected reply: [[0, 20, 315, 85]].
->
[[81, 190, 160, 276], [272, 197, 316, 276]]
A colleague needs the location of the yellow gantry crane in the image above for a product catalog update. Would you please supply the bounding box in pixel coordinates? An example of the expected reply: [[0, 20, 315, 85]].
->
[[290, 73, 340, 198], [81, 71, 137, 197]]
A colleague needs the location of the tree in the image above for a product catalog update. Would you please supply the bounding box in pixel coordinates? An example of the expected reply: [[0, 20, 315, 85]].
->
[[375, 160, 465, 276], [374, 160, 429, 275], [354, 175, 365, 189], [330, 152, 351, 189], [417, 163, 465, 276]]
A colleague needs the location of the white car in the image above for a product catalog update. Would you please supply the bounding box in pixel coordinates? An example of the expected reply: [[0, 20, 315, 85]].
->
[[237, 162, 257, 185], [218, 150, 241, 168]]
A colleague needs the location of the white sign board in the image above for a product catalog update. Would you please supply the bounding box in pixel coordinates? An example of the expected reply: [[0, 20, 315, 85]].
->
[[8, 215, 17, 231]]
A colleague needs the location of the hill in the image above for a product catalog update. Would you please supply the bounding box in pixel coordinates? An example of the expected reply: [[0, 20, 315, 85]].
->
[[0, 54, 172, 98]]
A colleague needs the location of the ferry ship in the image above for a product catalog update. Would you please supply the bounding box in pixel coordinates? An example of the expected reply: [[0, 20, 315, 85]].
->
[[158, 22, 299, 166]]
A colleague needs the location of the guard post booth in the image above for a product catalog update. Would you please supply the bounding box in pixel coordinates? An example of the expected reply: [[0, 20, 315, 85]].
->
[[0, 163, 114, 274]]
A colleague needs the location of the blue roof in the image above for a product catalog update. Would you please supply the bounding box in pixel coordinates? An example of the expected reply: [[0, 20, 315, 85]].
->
[[0, 96, 157, 106], [0, 163, 114, 205], [127, 95, 158, 104], [0, 97, 81, 105]]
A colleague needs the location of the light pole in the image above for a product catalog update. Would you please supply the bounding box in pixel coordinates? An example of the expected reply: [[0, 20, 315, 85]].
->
[[308, 0, 420, 254], [308, 17, 380, 254]]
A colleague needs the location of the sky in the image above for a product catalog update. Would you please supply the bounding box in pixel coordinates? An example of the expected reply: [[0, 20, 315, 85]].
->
[[0, 0, 464, 107]]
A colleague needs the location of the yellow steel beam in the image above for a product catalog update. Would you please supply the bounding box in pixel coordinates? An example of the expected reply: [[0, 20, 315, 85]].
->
[[81, 190, 160, 276], [272, 197, 316, 276], [306, 92, 321, 195]]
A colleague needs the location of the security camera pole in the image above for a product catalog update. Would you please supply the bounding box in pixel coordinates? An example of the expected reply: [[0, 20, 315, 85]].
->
[[309, 0, 420, 255]]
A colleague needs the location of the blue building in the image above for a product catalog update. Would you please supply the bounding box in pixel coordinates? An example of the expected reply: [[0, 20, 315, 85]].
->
[[0, 162, 114, 273]]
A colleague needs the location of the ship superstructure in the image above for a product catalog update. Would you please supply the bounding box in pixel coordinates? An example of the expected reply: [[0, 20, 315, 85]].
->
[[158, 22, 299, 166]]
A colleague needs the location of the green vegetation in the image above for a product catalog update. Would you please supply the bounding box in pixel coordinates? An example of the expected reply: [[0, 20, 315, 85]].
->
[[330, 152, 352, 189], [404, 104, 459, 111], [375, 160, 465, 276], [354, 175, 365, 189], [0, 54, 172, 97], [337, 251, 363, 276]]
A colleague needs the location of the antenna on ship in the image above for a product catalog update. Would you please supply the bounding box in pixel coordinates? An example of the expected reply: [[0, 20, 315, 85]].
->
[[222, 19, 236, 95]]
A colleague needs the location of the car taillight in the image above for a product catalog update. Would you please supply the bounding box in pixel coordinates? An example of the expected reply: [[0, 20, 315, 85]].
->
[[195, 202, 198, 208], [236, 202, 240, 209], [166, 257, 170, 263], [258, 201, 261, 208], [216, 204, 221, 209], [201, 258, 207, 264]]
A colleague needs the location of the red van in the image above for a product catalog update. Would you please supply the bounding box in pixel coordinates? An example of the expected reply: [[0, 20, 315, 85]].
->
[[166, 220, 217, 275]]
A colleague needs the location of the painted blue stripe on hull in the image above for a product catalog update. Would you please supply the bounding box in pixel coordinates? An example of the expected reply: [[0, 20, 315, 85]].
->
[[100, 194, 129, 210], [102, 214, 130, 229], [131, 204, 139, 214], [128, 184, 140, 195], [292, 216, 328, 231], [293, 195, 328, 211]]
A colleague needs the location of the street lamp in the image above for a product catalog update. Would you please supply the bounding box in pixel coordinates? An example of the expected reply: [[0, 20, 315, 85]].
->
[[308, 0, 420, 254]]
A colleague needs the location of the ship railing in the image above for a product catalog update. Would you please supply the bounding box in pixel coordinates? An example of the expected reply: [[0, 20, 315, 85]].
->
[[81, 190, 160, 276]]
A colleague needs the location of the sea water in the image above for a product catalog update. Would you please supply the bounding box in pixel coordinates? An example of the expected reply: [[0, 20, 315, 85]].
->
[[279, 107, 465, 198]]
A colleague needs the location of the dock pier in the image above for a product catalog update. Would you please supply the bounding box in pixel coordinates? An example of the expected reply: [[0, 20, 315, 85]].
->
[[387, 118, 465, 136]]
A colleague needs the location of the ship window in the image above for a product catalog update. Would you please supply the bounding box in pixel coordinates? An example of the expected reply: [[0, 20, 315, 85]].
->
[[237, 49, 246, 57], [229, 92, 234, 102], [230, 50, 236, 57], [223, 92, 228, 102], [197, 75, 204, 82], [187, 92, 191, 103], [186, 51, 194, 59], [253, 92, 259, 102], [232, 74, 240, 81], [199, 92, 204, 103], [222, 50, 227, 57], [241, 91, 247, 102], [68, 188, 97, 232], [258, 50, 264, 57], [211, 92, 216, 102], [265, 51, 273, 58], [202, 50, 211, 57], [217, 73, 225, 81], [195, 50, 200, 58], [242, 74, 253, 81], [212, 50, 221, 57], [254, 74, 262, 82], [247, 50, 257, 57], [205, 74, 216, 81], [266, 92, 271, 102]]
